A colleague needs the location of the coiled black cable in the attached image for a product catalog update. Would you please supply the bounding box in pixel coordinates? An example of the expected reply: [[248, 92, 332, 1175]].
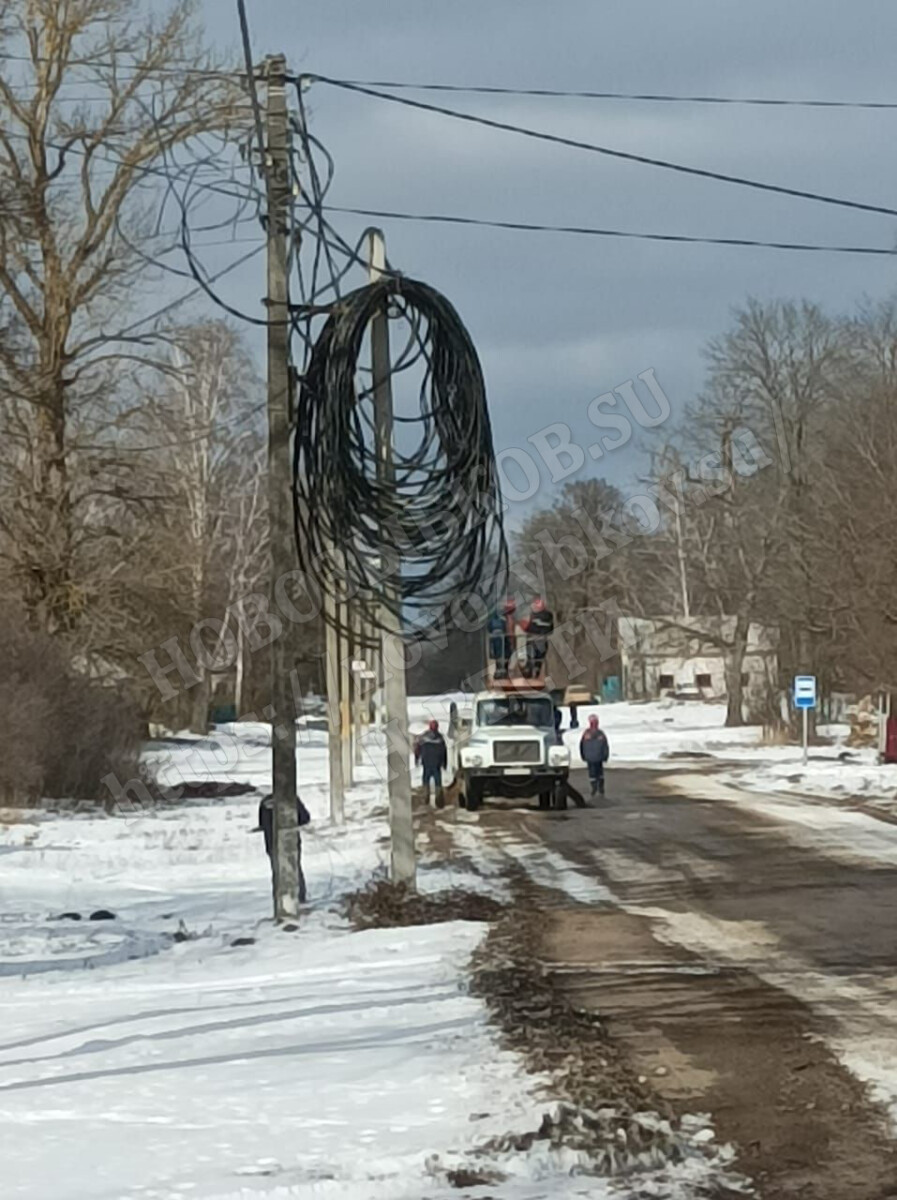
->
[[293, 275, 508, 638]]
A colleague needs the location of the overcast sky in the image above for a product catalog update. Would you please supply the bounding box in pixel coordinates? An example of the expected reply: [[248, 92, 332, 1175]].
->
[[195, 0, 897, 515]]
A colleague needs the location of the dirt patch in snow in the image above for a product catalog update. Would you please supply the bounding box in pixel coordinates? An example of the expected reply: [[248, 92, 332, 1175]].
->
[[343, 878, 504, 929]]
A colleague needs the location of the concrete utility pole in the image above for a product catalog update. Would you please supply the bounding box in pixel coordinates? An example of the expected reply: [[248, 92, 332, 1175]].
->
[[265, 55, 300, 919], [340, 581, 354, 788], [369, 229, 415, 887], [353, 607, 365, 767], [325, 583, 345, 824]]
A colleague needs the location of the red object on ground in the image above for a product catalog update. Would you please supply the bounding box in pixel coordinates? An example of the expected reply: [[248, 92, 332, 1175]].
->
[[885, 716, 897, 764]]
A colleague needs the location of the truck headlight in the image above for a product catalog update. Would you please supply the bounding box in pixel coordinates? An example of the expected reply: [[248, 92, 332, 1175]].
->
[[548, 746, 570, 767], [462, 752, 484, 768]]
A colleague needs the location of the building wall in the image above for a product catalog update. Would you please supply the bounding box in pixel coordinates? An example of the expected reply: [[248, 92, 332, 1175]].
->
[[623, 651, 776, 699]]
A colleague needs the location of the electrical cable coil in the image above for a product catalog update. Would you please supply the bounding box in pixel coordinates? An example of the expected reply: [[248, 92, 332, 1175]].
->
[[293, 274, 508, 641]]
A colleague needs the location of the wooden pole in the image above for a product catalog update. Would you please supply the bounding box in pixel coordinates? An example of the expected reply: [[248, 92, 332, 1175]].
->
[[265, 54, 300, 918]]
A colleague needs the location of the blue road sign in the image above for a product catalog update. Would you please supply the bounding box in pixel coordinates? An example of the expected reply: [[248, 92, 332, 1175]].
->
[[794, 675, 817, 709]]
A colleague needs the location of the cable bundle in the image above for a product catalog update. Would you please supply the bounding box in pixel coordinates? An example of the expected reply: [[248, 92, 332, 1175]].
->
[[293, 275, 508, 638]]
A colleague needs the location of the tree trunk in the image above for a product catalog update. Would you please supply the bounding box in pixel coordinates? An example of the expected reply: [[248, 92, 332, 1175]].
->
[[724, 616, 750, 727], [234, 622, 245, 716], [189, 672, 211, 735], [30, 367, 75, 634]]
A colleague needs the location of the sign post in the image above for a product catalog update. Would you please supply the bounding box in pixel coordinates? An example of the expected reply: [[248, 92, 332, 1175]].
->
[[793, 675, 817, 767]]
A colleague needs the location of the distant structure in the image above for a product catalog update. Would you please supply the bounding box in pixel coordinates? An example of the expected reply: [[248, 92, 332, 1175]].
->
[[617, 616, 778, 704]]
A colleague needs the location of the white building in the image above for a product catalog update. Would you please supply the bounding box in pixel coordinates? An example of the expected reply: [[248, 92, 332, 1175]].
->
[[617, 616, 778, 704]]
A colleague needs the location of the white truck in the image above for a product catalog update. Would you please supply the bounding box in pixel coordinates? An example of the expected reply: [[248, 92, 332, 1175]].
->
[[454, 688, 571, 812]]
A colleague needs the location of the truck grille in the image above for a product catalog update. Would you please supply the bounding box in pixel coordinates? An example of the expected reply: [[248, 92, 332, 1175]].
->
[[494, 740, 541, 764]]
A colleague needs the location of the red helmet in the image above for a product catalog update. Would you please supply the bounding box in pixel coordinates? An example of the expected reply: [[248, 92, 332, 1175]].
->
[[429, 719, 439, 732], [532, 597, 546, 612]]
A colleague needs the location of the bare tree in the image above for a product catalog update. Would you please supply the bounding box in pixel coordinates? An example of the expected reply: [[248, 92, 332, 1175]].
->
[[135, 320, 266, 731], [0, 0, 245, 636]]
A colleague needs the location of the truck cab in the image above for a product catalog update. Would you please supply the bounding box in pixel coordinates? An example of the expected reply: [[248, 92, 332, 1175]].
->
[[455, 684, 570, 811]]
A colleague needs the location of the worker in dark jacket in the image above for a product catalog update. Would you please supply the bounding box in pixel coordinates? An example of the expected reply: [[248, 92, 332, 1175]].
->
[[523, 597, 554, 679], [488, 597, 518, 678], [579, 715, 610, 797], [256, 793, 311, 902], [415, 719, 448, 806]]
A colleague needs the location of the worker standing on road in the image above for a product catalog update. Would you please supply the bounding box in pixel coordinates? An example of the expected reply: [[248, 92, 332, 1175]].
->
[[579, 715, 610, 798], [415, 719, 448, 808]]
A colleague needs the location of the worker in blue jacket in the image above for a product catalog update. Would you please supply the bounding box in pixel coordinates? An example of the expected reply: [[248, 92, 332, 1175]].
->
[[579, 715, 610, 797]]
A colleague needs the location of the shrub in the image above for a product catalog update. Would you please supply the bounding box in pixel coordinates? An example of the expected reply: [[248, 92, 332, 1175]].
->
[[0, 609, 142, 806]]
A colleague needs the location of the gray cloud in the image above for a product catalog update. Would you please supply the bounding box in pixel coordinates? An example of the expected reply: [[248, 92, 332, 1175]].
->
[[199, 0, 897, 499]]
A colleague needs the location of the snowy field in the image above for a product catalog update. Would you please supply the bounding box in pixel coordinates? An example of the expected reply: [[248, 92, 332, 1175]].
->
[[1, 719, 728, 1200]]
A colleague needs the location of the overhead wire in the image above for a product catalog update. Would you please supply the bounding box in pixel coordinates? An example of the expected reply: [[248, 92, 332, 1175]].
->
[[236, 0, 267, 178], [325, 204, 897, 257], [323, 78, 897, 110], [311, 76, 897, 221]]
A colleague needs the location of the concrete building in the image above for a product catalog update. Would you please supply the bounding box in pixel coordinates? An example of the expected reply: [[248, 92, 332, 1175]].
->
[[618, 616, 778, 705]]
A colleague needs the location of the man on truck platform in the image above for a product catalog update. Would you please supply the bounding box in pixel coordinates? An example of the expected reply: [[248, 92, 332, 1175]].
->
[[522, 596, 555, 679]]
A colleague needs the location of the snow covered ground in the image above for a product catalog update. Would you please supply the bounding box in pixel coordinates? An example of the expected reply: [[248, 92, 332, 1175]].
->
[[722, 749, 897, 814], [1, 722, 728, 1200], [555, 699, 763, 764]]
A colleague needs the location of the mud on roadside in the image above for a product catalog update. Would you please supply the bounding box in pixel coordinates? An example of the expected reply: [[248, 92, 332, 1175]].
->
[[343, 870, 742, 1191], [531, 899, 897, 1200]]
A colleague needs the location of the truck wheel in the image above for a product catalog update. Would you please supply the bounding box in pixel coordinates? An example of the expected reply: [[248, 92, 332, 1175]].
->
[[466, 780, 483, 813], [552, 781, 568, 811]]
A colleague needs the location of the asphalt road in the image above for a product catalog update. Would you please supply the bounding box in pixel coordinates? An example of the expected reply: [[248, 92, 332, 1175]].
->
[[502, 765, 897, 1198], [544, 765, 897, 976]]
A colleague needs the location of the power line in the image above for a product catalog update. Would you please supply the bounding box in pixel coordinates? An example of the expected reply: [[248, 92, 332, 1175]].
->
[[321, 77, 897, 111], [326, 204, 897, 257], [313, 77, 897, 222], [113, 242, 265, 338], [236, 0, 267, 173]]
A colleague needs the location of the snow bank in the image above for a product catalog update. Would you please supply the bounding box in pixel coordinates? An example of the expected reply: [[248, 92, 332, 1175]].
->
[[724, 752, 897, 813]]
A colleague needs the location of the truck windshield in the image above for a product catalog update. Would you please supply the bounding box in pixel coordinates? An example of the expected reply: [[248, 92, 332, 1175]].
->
[[477, 698, 553, 728]]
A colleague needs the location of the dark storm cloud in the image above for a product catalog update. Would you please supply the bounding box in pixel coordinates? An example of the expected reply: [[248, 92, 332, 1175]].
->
[[203, 0, 897, 497]]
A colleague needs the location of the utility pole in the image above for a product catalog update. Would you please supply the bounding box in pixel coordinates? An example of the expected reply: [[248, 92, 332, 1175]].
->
[[340, 583, 354, 788], [265, 55, 300, 919], [325, 584, 345, 824], [353, 607, 365, 766], [673, 491, 690, 620], [369, 229, 415, 887]]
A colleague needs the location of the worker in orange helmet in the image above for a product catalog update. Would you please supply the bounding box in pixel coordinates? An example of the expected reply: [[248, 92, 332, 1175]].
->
[[522, 596, 555, 680], [414, 718, 448, 808]]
